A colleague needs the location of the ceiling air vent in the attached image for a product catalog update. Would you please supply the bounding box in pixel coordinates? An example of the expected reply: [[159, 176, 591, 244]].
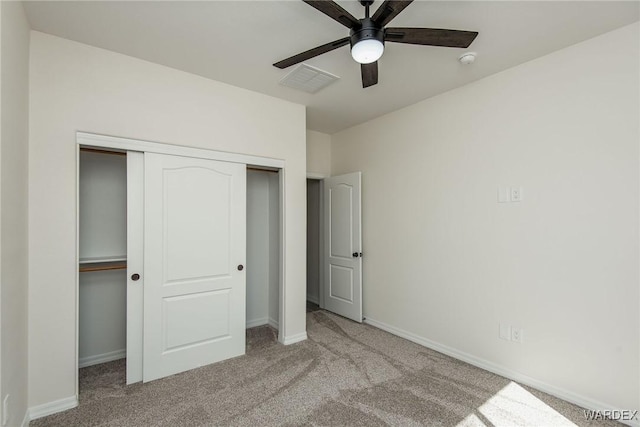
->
[[278, 64, 339, 94]]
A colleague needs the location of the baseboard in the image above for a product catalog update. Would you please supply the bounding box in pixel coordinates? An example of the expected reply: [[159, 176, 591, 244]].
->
[[307, 295, 319, 305], [246, 317, 269, 328], [28, 395, 78, 421], [364, 317, 639, 427], [79, 349, 126, 368], [283, 331, 307, 345], [21, 409, 30, 427], [268, 317, 279, 330], [626, 418, 640, 427]]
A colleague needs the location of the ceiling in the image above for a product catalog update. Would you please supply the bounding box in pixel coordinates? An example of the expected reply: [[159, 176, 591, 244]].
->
[[23, 1, 639, 134]]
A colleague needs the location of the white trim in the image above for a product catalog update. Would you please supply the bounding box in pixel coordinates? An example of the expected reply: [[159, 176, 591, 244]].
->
[[79, 349, 126, 368], [74, 145, 81, 401], [77, 132, 285, 169], [245, 317, 279, 330], [246, 318, 269, 329], [306, 172, 327, 180], [28, 396, 78, 421], [283, 332, 307, 345], [364, 317, 639, 427], [21, 410, 30, 427], [318, 179, 325, 309], [268, 317, 279, 330], [277, 169, 286, 345]]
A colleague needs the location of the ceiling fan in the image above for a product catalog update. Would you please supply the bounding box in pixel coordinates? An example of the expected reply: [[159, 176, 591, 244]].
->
[[273, 0, 478, 88]]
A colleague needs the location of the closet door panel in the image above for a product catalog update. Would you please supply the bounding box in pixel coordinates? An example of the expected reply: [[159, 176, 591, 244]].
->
[[163, 167, 231, 282], [163, 290, 230, 350], [126, 151, 144, 384], [143, 153, 246, 382]]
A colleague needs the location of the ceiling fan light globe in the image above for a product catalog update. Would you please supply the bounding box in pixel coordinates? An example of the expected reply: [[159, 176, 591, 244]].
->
[[351, 39, 384, 64]]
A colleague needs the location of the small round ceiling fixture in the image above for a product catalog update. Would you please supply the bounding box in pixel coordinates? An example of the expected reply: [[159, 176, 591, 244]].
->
[[350, 18, 385, 64], [351, 39, 384, 64], [459, 52, 477, 65]]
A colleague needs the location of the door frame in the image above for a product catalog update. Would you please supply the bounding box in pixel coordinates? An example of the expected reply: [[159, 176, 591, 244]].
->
[[75, 132, 287, 393]]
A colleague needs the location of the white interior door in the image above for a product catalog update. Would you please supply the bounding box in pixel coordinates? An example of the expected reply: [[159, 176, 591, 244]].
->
[[323, 172, 362, 322], [143, 152, 246, 382]]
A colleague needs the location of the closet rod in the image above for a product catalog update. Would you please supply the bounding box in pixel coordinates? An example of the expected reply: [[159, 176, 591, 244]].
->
[[80, 147, 127, 157], [79, 263, 127, 273], [247, 167, 278, 174]]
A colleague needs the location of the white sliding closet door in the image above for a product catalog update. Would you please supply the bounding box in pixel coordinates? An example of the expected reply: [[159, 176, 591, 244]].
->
[[127, 151, 144, 384], [143, 153, 246, 382]]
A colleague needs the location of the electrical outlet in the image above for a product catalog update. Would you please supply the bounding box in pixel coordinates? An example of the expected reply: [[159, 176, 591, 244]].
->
[[2, 394, 9, 426], [511, 328, 524, 343]]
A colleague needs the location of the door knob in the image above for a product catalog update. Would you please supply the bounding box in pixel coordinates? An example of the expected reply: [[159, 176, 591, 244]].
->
[[131, 273, 140, 281], [352, 252, 359, 258], [237, 264, 244, 271]]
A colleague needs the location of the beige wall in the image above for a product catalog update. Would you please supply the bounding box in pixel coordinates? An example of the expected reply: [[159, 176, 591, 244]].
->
[[306, 130, 331, 176], [332, 23, 639, 411], [28, 32, 306, 407], [1, 2, 30, 425]]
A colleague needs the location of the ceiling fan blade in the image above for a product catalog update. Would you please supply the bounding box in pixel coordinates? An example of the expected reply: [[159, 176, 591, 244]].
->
[[273, 37, 350, 69], [385, 27, 478, 48], [361, 62, 378, 88], [372, 0, 413, 27], [302, 0, 360, 28]]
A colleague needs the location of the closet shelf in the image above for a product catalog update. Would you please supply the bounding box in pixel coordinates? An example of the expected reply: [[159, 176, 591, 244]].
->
[[79, 256, 127, 273], [80, 256, 126, 264]]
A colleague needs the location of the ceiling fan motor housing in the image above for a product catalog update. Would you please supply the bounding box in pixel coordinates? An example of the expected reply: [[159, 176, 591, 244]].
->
[[349, 18, 385, 49]]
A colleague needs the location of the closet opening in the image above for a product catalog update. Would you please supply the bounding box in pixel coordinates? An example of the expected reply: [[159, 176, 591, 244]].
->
[[78, 147, 128, 391], [77, 146, 284, 392], [246, 167, 281, 338], [306, 178, 323, 313]]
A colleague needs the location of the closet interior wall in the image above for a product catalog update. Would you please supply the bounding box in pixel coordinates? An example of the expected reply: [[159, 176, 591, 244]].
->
[[246, 169, 280, 329], [79, 150, 127, 367]]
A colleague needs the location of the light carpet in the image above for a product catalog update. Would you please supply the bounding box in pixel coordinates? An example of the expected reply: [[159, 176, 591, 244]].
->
[[31, 310, 620, 426]]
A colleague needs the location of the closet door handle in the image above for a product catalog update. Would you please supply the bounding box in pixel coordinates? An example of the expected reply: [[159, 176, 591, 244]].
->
[[131, 273, 140, 281], [237, 265, 244, 271]]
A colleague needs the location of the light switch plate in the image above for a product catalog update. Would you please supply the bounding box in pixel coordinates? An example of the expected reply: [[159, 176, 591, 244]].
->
[[498, 187, 510, 203], [499, 323, 511, 340]]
